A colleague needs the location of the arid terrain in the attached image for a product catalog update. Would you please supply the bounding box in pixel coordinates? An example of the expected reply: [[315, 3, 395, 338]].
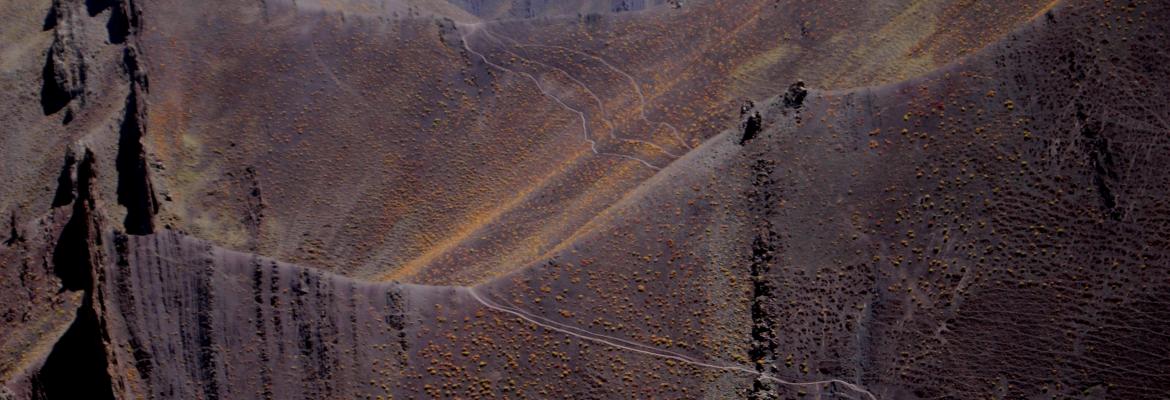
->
[[2, 0, 1168, 399]]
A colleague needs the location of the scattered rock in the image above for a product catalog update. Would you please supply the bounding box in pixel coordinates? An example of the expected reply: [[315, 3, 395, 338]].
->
[[739, 111, 763, 145], [782, 81, 807, 109]]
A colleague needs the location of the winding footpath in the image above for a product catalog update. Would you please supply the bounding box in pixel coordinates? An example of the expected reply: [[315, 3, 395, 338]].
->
[[456, 21, 877, 398], [467, 287, 879, 400], [512, 41, 690, 150], [456, 22, 668, 170], [478, 29, 686, 158]]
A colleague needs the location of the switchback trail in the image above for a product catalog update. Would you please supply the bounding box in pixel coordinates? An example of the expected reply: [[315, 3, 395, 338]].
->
[[478, 28, 686, 158], [457, 22, 668, 170], [512, 41, 690, 150]]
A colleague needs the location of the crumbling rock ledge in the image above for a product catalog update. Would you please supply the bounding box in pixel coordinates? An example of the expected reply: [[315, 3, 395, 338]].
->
[[33, 147, 117, 400], [40, 0, 88, 122]]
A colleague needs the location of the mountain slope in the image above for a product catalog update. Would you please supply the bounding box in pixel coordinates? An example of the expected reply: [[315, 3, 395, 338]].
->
[[130, 0, 1057, 285], [3, 0, 1169, 399]]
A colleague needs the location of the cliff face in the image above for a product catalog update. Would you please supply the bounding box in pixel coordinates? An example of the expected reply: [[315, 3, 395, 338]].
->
[[2, 0, 1170, 399], [0, 0, 153, 393]]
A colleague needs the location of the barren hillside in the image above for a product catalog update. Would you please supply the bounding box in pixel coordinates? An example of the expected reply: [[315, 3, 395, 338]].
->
[[2, 0, 1168, 399]]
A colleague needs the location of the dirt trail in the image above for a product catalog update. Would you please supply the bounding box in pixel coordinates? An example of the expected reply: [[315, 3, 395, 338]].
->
[[458, 22, 671, 170], [466, 287, 879, 400]]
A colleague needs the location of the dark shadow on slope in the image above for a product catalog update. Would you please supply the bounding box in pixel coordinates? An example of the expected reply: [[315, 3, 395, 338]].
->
[[116, 89, 157, 234], [37, 150, 113, 400], [42, 3, 57, 30], [85, 0, 114, 16], [51, 149, 77, 208], [52, 150, 98, 292], [85, 0, 130, 43], [739, 112, 762, 145], [51, 193, 94, 291], [105, 4, 130, 44], [29, 297, 116, 400], [40, 51, 72, 118], [4, 212, 22, 246]]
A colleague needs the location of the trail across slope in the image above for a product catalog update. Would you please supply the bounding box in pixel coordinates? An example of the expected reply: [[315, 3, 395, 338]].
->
[[467, 287, 879, 399], [517, 42, 690, 149], [457, 22, 671, 170], [478, 29, 686, 158]]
